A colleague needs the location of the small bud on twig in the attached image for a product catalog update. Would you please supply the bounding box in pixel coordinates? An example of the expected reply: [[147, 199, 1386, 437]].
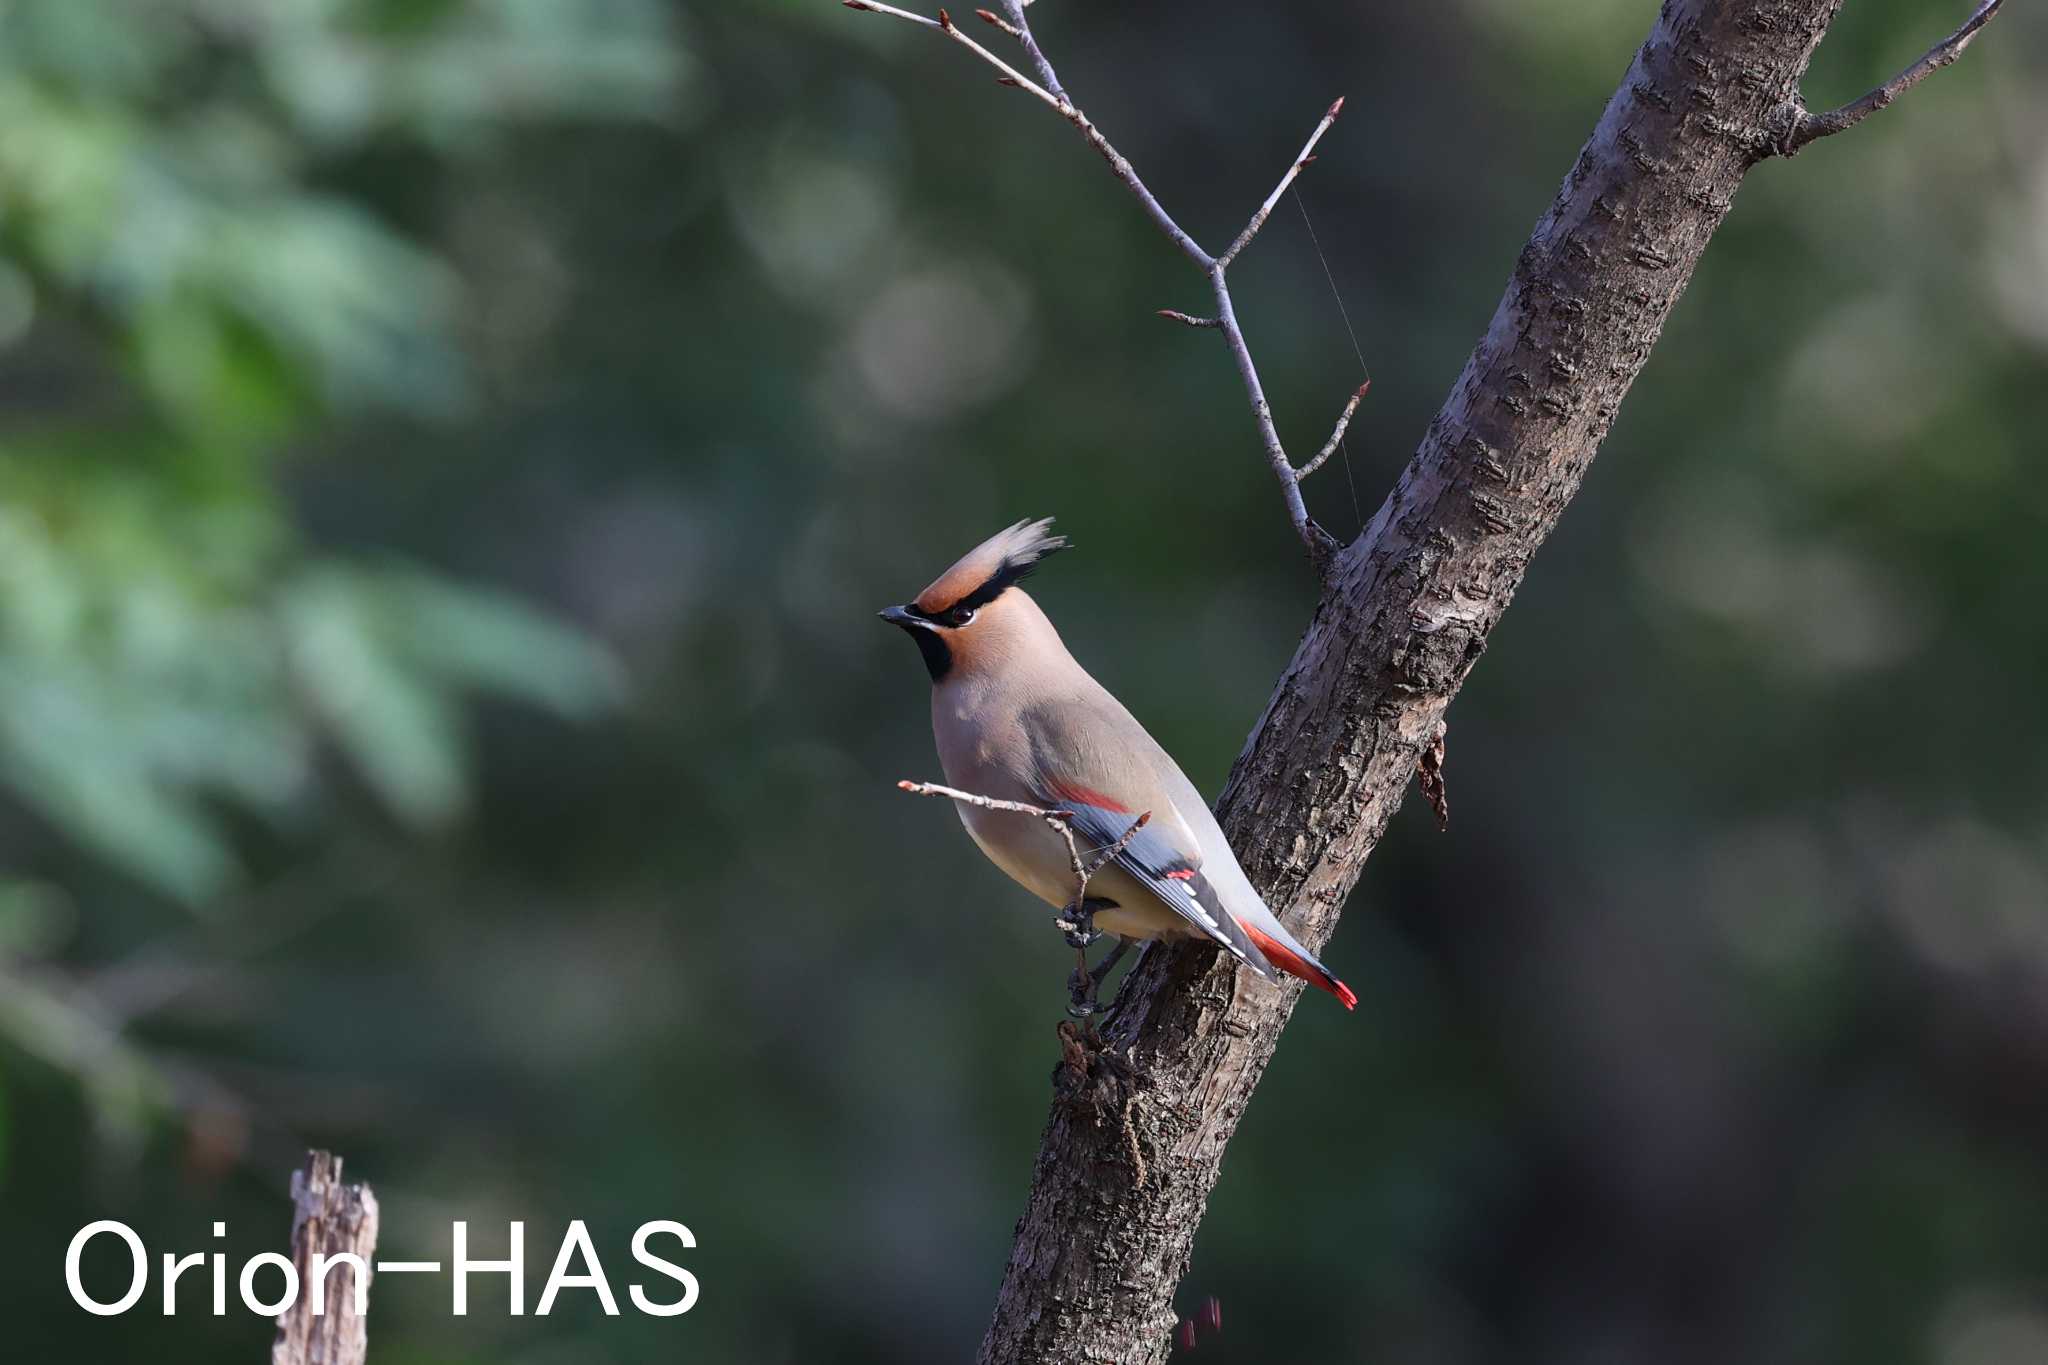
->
[[1295, 378, 1373, 480], [1216, 94, 1347, 271], [974, 6, 1022, 36]]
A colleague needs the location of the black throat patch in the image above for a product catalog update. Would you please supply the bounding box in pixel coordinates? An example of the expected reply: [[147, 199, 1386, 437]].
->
[[908, 625, 952, 681]]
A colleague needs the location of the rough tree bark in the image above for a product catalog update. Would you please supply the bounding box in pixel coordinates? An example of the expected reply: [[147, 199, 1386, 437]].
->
[[961, 2, 2004, 1362], [270, 1150, 378, 1365]]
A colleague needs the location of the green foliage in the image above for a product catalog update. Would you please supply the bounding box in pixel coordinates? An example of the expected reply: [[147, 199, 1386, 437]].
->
[[285, 563, 626, 830], [0, 0, 676, 905]]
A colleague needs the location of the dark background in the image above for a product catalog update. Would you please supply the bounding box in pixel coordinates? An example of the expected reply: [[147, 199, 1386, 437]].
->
[[2, 1, 2046, 1361]]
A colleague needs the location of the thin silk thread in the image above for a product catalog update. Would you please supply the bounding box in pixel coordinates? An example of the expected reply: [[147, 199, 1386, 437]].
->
[[1291, 186, 1369, 533]]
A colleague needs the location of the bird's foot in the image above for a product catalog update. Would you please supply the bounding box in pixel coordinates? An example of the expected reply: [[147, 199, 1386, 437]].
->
[[1066, 935, 1132, 1019], [1055, 899, 1101, 951], [1066, 957, 1098, 1019]]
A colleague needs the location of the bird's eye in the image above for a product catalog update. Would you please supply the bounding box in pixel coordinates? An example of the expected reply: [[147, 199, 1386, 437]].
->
[[944, 606, 976, 627]]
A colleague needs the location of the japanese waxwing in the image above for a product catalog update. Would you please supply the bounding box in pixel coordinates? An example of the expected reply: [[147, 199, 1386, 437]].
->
[[879, 517, 1356, 1009]]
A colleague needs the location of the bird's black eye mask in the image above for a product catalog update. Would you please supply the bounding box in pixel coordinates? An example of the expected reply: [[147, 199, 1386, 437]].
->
[[907, 602, 979, 629], [891, 602, 972, 680]]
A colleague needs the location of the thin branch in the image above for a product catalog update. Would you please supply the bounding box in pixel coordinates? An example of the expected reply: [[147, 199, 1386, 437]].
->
[[1776, 0, 2004, 155], [897, 778, 1067, 823], [1217, 97, 1346, 269], [998, 0, 1067, 104], [1209, 264, 1332, 560], [973, 7, 1021, 40], [844, 0, 1352, 564], [845, 3, 1064, 111], [897, 780, 1149, 918], [1295, 379, 1371, 479], [849, 2, 1209, 266], [1081, 809, 1152, 883]]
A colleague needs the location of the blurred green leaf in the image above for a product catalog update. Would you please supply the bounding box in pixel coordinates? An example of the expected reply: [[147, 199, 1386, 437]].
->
[[284, 565, 624, 829], [377, 568, 628, 720], [0, 966, 167, 1155], [0, 881, 73, 957], [0, 0, 666, 908], [286, 567, 468, 827]]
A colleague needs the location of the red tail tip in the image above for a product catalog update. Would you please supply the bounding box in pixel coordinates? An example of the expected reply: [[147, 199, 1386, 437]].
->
[[1237, 920, 1358, 1011]]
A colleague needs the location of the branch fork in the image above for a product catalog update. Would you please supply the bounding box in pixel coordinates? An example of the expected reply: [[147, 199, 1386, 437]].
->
[[1772, 0, 2004, 156], [847, 0, 1360, 566]]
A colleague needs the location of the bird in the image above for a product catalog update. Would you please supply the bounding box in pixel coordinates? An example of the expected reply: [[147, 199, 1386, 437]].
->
[[879, 517, 1355, 1010]]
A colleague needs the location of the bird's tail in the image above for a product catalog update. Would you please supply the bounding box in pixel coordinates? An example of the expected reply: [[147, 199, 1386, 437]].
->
[[1236, 918, 1358, 1011]]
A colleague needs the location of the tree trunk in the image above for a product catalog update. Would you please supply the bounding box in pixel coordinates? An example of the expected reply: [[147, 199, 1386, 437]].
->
[[980, 3, 1855, 1360]]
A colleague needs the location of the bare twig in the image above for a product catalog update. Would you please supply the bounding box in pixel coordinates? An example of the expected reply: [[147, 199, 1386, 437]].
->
[[897, 780, 1149, 918], [847, 2, 1206, 264], [845, 3, 1060, 108], [1082, 808, 1152, 882], [1217, 97, 1345, 269], [1295, 379, 1372, 480], [998, 0, 1067, 103], [1209, 262, 1334, 561], [973, 7, 1020, 39], [898, 779, 1068, 825], [1775, 0, 2004, 155], [845, 0, 1358, 565]]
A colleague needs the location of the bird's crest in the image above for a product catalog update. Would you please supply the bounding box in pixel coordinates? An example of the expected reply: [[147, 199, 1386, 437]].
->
[[915, 517, 1070, 615]]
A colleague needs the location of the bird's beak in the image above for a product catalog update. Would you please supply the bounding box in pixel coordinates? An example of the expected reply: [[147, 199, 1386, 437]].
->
[[878, 604, 928, 630]]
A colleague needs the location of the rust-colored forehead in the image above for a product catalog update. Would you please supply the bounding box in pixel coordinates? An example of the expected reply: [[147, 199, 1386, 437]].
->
[[915, 545, 1006, 613], [913, 517, 1067, 613]]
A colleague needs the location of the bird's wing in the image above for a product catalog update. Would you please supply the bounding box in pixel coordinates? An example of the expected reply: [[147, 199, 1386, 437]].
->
[[1021, 693, 1273, 974], [1050, 795, 1273, 975]]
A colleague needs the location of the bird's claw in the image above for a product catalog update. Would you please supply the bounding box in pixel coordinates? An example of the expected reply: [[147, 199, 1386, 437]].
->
[[1055, 903, 1100, 950]]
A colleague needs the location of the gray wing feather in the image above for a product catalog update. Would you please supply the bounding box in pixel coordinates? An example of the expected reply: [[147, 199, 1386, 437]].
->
[[1059, 802, 1272, 975]]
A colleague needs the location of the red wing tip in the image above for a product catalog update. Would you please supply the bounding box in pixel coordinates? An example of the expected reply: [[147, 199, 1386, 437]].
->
[[1331, 978, 1359, 1011], [1047, 781, 1134, 814]]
